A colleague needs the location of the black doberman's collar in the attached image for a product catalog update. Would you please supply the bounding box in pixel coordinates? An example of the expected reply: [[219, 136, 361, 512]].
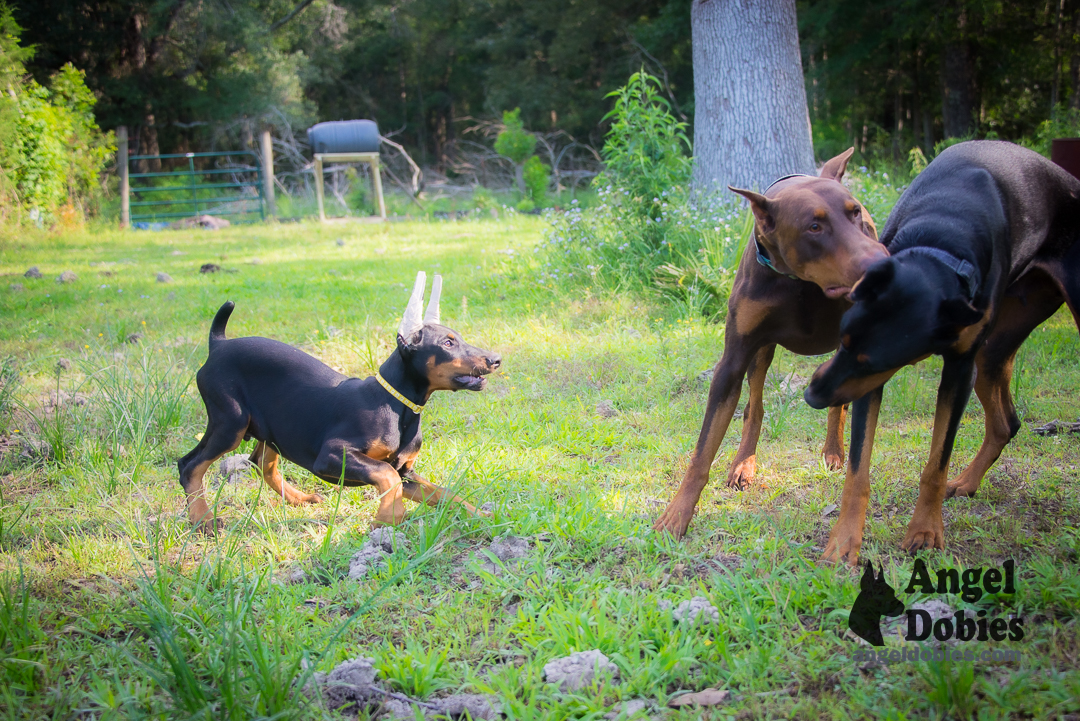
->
[[897, 246, 980, 300], [751, 173, 814, 280]]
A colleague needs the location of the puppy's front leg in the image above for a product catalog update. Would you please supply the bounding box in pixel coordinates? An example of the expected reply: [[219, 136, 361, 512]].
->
[[401, 468, 485, 517], [312, 444, 406, 526]]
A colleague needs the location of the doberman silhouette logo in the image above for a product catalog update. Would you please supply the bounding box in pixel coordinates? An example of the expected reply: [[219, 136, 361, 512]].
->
[[849, 561, 905, 647]]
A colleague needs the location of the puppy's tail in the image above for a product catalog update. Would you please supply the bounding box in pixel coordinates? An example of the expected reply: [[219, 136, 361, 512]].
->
[[208, 301, 235, 350]]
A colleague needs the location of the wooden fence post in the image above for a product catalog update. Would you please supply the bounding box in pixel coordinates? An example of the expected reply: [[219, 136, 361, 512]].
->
[[118, 126, 129, 228], [260, 129, 276, 218]]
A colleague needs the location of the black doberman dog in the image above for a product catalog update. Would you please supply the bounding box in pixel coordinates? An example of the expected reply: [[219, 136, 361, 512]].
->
[[654, 149, 887, 539], [178, 272, 501, 532], [849, 562, 904, 647], [805, 141, 1080, 565]]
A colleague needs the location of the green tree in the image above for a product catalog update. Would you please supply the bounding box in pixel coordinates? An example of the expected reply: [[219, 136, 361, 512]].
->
[[494, 107, 536, 195]]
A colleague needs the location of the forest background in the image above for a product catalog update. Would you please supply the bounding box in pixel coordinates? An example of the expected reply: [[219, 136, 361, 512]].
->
[[9, 0, 1080, 201]]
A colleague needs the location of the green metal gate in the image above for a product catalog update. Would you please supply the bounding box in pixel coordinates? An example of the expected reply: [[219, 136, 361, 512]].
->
[[128, 151, 265, 225]]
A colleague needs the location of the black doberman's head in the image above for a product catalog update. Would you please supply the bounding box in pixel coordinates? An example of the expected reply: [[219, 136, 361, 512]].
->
[[849, 561, 905, 647], [397, 323, 501, 393], [804, 255, 983, 409], [730, 148, 887, 300]]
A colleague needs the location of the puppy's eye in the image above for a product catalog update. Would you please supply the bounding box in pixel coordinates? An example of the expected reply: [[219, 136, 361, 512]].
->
[[809, 222, 822, 232], [443, 339, 454, 347]]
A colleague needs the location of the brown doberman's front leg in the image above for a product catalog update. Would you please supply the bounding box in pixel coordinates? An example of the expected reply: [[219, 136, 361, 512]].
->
[[822, 405, 847, 471], [654, 339, 757, 538], [903, 355, 976, 552], [820, 386, 883, 566], [400, 469, 486, 517], [727, 344, 776, 490], [250, 441, 324, 506]]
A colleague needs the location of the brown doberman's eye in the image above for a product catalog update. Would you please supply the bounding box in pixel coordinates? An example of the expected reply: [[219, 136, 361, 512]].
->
[[809, 222, 822, 232]]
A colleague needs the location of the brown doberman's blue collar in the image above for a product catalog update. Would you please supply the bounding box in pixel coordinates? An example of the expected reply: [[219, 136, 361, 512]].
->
[[752, 173, 814, 280]]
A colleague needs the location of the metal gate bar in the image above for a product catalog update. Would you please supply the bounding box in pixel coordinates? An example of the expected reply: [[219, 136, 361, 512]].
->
[[127, 151, 265, 224]]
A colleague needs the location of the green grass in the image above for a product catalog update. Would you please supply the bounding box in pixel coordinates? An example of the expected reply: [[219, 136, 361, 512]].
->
[[0, 196, 1078, 719]]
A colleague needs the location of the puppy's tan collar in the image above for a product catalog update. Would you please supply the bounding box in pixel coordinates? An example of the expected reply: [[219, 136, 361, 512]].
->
[[375, 372, 424, 414]]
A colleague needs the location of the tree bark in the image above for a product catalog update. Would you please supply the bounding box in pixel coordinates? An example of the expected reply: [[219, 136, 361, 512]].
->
[[691, 0, 815, 192], [941, 2, 976, 139]]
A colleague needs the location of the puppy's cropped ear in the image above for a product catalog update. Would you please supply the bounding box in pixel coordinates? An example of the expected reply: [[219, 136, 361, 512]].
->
[[819, 147, 855, 182], [938, 297, 983, 328], [729, 186, 774, 233], [850, 258, 895, 304], [396, 330, 423, 354]]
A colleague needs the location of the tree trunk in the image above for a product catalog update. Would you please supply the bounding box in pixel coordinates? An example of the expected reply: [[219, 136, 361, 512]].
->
[[690, 0, 815, 191], [941, 2, 976, 139]]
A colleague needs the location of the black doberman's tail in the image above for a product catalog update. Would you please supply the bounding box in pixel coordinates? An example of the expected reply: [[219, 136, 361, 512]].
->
[[208, 301, 235, 350]]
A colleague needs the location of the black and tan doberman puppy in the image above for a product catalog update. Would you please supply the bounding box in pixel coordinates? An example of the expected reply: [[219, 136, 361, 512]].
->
[[805, 141, 1080, 565], [654, 149, 887, 538], [177, 272, 501, 532]]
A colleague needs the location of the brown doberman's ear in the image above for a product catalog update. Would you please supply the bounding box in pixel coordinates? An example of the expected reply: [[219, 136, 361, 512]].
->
[[819, 147, 856, 182], [729, 186, 774, 233]]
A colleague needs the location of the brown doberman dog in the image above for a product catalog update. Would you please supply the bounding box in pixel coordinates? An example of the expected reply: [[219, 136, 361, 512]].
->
[[654, 149, 887, 538], [177, 272, 501, 532], [805, 141, 1080, 565]]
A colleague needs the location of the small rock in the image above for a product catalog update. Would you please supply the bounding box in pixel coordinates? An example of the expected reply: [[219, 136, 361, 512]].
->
[[605, 699, 651, 720], [336, 238, 345, 246], [479, 535, 530, 574], [56, 270, 77, 284], [166, 292, 177, 301], [174, 214, 230, 230], [668, 687, 730, 708], [170, 250, 186, 256], [322, 657, 379, 710], [480, 501, 496, 513], [125, 333, 143, 344], [272, 565, 308, 586], [216, 454, 254, 483], [697, 368, 714, 385], [24, 266, 41, 279], [673, 596, 720, 625], [56, 358, 72, 371], [9, 283, 23, 292], [596, 400, 617, 418], [348, 528, 409, 580], [156, 272, 173, 283], [249, 258, 263, 265], [199, 263, 221, 273], [544, 649, 620, 691]]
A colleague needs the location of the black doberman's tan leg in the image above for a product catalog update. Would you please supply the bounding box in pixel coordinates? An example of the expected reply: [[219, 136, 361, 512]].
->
[[727, 344, 776, 490], [902, 355, 977, 553], [177, 420, 248, 533], [654, 336, 758, 538], [822, 404, 847, 471], [948, 270, 1063, 497], [311, 444, 406, 526], [401, 470, 485, 516], [250, 441, 324, 506], [820, 386, 882, 566]]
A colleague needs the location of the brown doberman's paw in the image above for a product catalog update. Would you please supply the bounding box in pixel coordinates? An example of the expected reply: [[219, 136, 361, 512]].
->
[[823, 452, 844, 472], [819, 521, 863, 566], [945, 478, 979, 499], [726, 456, 756, 490], [302, 493, 324, 505], [653, 501, 694, 540], [900, 513, 945, 554], [195, 516, 224, 536]]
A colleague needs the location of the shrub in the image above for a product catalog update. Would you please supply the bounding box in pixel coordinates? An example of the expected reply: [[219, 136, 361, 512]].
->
[[535, 71, 745, 316], [522, 155, 549, 205], [0, 9, 113, 224]]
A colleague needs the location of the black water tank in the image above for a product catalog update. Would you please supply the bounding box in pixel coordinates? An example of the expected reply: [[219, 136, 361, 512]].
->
[[307, 120, 381, 154]]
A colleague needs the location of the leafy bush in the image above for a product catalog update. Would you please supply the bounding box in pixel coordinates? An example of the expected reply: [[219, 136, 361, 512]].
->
[[522, 154, 550, 204], [1025, 106, 1080, 157], [493, 108, 535, 164], [535, 71, 745, 316], [0, 9, 114, 224]]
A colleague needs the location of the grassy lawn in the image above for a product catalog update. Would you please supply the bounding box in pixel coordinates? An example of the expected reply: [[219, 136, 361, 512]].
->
[[0, 213, 1079, 719]]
